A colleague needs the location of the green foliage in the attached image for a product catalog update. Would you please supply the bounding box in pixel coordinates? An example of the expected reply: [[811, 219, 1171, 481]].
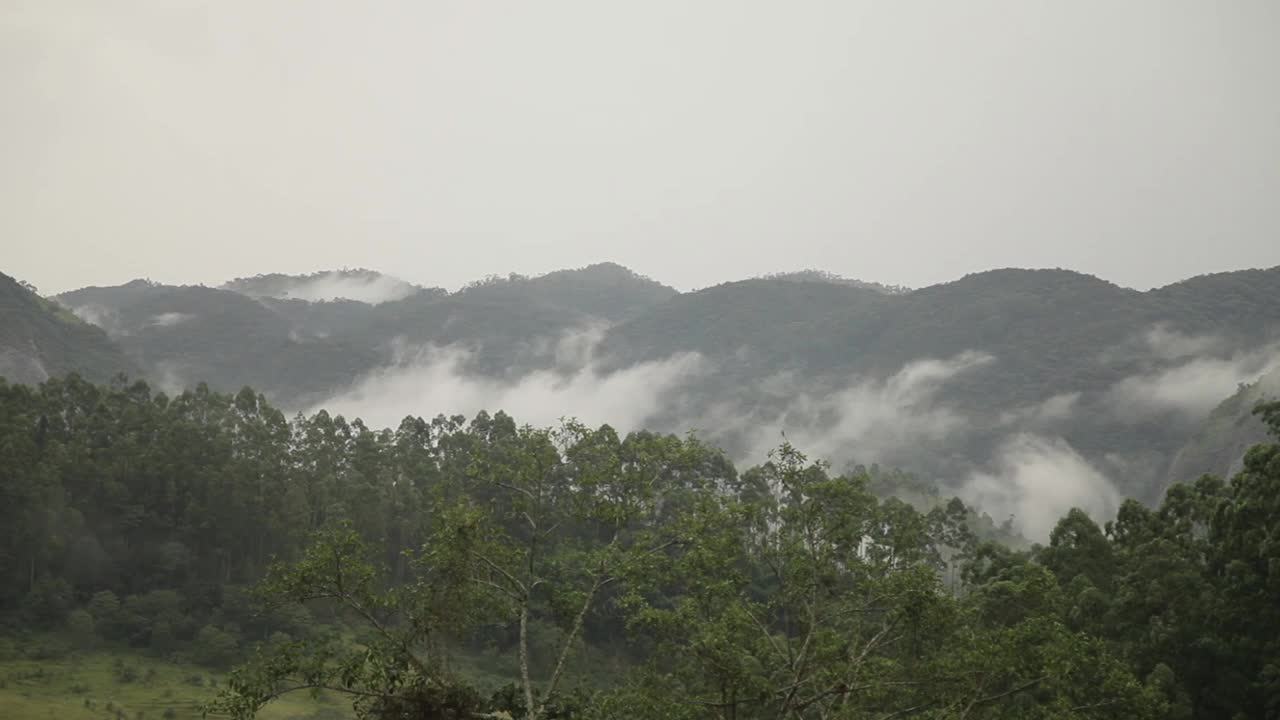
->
[[2, 374, 1279, 718], [114, 657, 141, 683], [23, 636, 72, 660], [192, 626, 240, 669]]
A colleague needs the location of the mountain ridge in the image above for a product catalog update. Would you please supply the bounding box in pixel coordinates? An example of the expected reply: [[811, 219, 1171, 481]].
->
[[4, 262, 1278, 506]]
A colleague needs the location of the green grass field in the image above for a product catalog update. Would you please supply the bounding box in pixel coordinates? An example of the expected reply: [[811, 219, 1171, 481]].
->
[[0, 648, 351, 720]]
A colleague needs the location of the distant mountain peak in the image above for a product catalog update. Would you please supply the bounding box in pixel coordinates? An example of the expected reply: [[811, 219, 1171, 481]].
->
[[937, 267, 1135, 297], [456, 262, 679, 321], [958, 267, 1113, 282], [460, 262, 674, 290], [760, 269, 911, 295]]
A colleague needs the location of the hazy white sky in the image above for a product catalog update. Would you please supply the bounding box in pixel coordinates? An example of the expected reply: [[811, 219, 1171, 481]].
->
[[3, 0, 1278, 294]]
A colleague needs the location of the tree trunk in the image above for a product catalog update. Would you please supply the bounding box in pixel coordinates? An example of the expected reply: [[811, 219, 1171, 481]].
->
[[519, 604, 535, 718]]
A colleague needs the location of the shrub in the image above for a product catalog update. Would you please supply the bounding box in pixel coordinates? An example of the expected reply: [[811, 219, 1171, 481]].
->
[[20, 577, 73, 627], [23, 636, 71, 660], [149, 620, 176, 657], [120, 590, 187, 645], [87, 590, 122, 639], [113, 658, 140, 683], [192, 625, 240, 668], [67, 608, 97, 649], [266, 631, 293, 652]]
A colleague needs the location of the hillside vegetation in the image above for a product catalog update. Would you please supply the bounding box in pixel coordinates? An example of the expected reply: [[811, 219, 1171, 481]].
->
[[0, 273, 135, 385], [6, 263, 1280, 503]]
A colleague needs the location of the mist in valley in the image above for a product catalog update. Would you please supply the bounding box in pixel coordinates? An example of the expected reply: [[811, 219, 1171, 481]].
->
[[299, 317, 1280, 540]]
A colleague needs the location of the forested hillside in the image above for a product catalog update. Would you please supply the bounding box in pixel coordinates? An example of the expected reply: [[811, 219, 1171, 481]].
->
[[2, 263, 1271, 515], [1165, 365, 1280, 484], [51, 264, 678, 405], [0, 272, 135, 385], [1, 375, 1278, 719]]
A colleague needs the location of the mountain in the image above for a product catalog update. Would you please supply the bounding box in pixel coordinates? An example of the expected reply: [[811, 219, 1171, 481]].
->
[[49, 263, 679, 404], [598, 266, 1280, 500], [598, 276, 894, 370], [1143, 267, 1280, 340], [0, 272, 135, 385], [456, 262, 679, 323], [55, 279, 386, 405], [20, 262, 1280, 507], [756, 269, 911, 295]]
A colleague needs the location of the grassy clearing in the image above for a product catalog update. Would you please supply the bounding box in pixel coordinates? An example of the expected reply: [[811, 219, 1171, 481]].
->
[[0, 648, 351, 720]]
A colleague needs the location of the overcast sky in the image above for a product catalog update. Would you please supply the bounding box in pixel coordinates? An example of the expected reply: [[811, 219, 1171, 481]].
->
[[3, 1, 1278, 294]]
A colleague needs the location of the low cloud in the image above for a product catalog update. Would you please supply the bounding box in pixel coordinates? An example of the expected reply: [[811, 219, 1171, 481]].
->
[[1106, 342, 1280, 422], [1099, 323, 1222, 365], [0, 349, 49, 385], [149, 312, 193, 328], [1142, 324, 1221, 361], [311, 328, 708, 431], [277, 272, 419, 304], [314, 346, 996, 479], [690, 351, 995, 469], [152, 361, 190, 396], [960, 434, 1120, 541], [69, 304, 124, 335]]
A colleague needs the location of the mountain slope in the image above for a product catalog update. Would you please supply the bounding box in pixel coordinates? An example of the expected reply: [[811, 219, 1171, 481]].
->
[[50, 264, 679, 405], [30, 262, 1280, 506], [600, 265, 1280, 500], [56, 280, 382, 404], [599, 277, 892, 369], [1165, 365, 1280, 487], [0, 272, 135, 384]]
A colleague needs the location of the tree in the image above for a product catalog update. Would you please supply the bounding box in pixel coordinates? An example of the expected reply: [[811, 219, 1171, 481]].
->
[[208, 421, 729, 720], [208, 524, 488, 719], [194, 624, 241, 668], [1202, 401, 1280, 717]]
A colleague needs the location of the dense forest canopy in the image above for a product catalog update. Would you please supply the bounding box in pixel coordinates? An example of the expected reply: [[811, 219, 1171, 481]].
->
[[1, 374, 1278, 719]]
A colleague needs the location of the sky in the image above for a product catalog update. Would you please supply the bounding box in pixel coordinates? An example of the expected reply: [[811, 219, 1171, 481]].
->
[[3, 0, 1279, 295]]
